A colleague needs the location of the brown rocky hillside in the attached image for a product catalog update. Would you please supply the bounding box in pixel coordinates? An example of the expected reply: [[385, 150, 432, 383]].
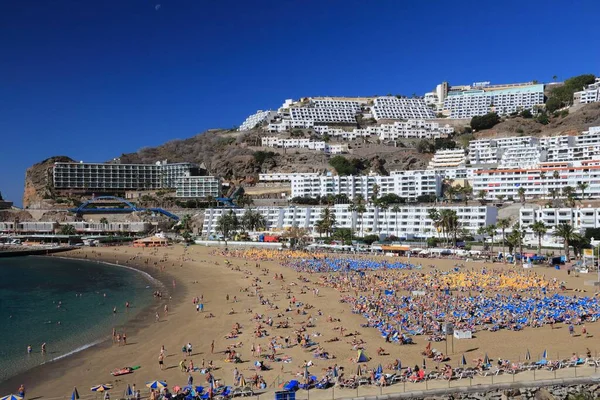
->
[[475, 103, 600, 138]]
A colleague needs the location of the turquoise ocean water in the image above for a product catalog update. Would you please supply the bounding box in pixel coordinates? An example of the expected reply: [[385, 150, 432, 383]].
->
[[0, 256, 156, 383]]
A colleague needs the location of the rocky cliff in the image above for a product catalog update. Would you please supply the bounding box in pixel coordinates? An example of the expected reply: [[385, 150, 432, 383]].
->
[[23, 156, 75, 208]]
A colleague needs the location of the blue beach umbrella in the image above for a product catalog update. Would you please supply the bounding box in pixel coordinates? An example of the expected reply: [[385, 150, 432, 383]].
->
[[125, 385, 133, 397], [461, 354, 467, 366], [542, 349, 548, 359], [1, 396, 23, 400], [72, 387, 80, 400], [146, 381, 167, 390], [484, 354, 490, 365]]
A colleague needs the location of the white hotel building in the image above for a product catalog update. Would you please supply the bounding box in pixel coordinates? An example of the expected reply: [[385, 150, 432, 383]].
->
[[472, 160, 600, 200], [443, 84, 545, 119], [428, 149, 467, 169], [371, 97, 436, 120], [258, 172, 320, 182], [574, 79, 600, 105], [290, 172, 441, 201], [520, 206, 600, 236], [260, 137, 349, 154], [202, 205, 497, 238], [238, 110, 277, 131], [175, 176, 221, 198]]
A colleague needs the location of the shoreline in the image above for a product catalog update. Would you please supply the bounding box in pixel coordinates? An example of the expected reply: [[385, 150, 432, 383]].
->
[[0, 248, 188, 394]]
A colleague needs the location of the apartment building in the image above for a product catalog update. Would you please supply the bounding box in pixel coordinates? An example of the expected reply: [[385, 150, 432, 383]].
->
[[574, 79, 600, 104], [370, 97, 436, 120], [444, 90, 492, 119], [472, 161, 600, 200], [258, 172, 320, 182], [238, 110, 277, 131], [289, 107, 357, 124], [498, 146, 546, 168], [202, 205, 497, 238], [309, 120, 453, 141], [260, 137, 349, 154], [468, 137, 539, 153], [521, 206, 600, 235], [443, 84, 544, 119], [290, 172, 441, 201], [546, 144, 600, 163], [175, 176, 221, 198], [428, 149, 467, 169]]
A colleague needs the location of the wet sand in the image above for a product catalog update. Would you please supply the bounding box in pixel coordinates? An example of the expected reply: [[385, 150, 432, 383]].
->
[[2, 245, 599, 398]]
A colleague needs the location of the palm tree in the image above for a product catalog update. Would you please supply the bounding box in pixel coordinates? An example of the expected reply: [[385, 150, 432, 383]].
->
[[461, 183, 472, 206], [371, 184, 380, 204], [477, 190, 487, 205], [444, 185, 457, 204], [563, 186, 576, 207], [391, 205, 401, 238], [517, 187, 526, 204], [539, 171, 546, 198], [531, 221, 547, 255], [554, 222, 576, 261], [496, 218, 511, 261], [552, 170, 560, 180], [99, 217, 109, 225], [548, 188, 559, 200], [577, 182, 589, 201], [485, 224, 497, 256], [440, 209, 460, 246], [428, 208, 442, 241], [242, 209, 266, 231], [379, 203, 389, 236], [477, 226, 488, 250], [347, 203, 357, 242], [60, 224, 77, 236], [508, 224, 525, 263], [316, 207, 336, 237]]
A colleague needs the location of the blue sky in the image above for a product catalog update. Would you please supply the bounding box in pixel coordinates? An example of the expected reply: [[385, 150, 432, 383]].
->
[[1, 0, 599, 205]]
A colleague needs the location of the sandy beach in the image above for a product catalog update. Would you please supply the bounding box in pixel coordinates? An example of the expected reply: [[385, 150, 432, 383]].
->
[[2, 245, 600, 399]]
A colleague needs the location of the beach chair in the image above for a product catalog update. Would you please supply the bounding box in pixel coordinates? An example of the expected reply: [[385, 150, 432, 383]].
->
[[230, 388, 242, 397], [357, 377, 370, 386]]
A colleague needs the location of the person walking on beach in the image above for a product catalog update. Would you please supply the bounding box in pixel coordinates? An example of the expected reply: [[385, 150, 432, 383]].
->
[[41, 343, 46, 354], [158, 353, 164, 370], [18, 384, 25, 399], [123, 333, 127, 345], [27, 345, 32, 354], [155, 312, 160, 323], [569, 324, 575, 336], [211, 340, 214, 354]]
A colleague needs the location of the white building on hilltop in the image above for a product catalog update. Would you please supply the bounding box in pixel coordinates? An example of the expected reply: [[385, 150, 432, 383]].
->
[[261, 137, 349, 154], [573, 78, 600, 105], [428, 149, 467, 169], [371, 97, 436, 120], [202, 205, 497, 238], [238, 110, 277, 131]]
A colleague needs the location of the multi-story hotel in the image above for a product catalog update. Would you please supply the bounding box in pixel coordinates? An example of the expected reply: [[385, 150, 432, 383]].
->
[[175, 176, 221, 198], [520, 206, 600, 235], [437, 82, 545, 119], [289, 172, 441, 202], [53, 160, 217, 197], [53, 162, 164, 191], [238, 110, 277, 131], [428, 149, 467, 169], [202, 204, 497, 238], [370, 97, 436, 120], [472, 160, 600, 200], [573, 78, 600, 105]]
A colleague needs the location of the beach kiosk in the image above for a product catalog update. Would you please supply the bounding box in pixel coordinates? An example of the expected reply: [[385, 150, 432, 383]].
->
[[133, 236, 169, 248]]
